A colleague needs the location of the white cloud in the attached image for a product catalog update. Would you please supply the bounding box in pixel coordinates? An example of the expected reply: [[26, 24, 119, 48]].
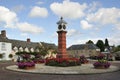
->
[[50, 0, 87, 19], [88, 1, 102, 12], [86, 7, 120, 25], [0, 6, 45, 34], [72, 37, 104, 45], [36, 1, 44, 5], [20, 33, 28, 36], [80, 20, 93, 29], [29, 6, 48, 18], [115, 23, 120, 30], [12, 5, 25, 13], [51, 29, 81, 38], [109, 31, 120, 45], [17, 22, 44, 34], [51, 32, 57, 38], [67, 29, 80, 37], [0, 6, 18, 28]]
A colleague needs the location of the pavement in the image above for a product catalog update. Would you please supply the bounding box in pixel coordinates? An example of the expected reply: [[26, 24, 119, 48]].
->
[[1, 61, 120, 80], [6, 63, 120, 75]]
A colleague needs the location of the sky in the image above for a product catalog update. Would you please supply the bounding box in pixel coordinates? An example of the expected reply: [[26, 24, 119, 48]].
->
[[0, 0, 120, 47]]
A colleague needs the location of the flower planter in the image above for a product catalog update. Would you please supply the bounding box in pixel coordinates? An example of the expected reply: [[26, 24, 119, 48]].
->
[[25, 66, 35, 70], [93, 60, 111, 69], [17, 61, 35, 70], [94, 66, 108, 69]]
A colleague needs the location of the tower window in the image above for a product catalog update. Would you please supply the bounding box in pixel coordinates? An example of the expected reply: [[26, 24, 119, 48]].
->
[[63, 25, 66, 29], [58, 25, 62, 29]]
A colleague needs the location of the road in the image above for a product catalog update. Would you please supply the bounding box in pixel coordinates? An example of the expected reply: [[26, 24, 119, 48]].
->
[[0, 61, 120, 80]]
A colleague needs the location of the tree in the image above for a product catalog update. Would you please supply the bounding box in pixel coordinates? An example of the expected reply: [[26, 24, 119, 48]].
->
[[86, 40, 94, 44], [105, 38, 109, 47], [96, 40, 105, 52]]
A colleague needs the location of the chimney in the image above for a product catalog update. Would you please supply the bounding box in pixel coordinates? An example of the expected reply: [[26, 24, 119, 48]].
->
[[1, 30, 6, 38], [27, 38, 31, 42]]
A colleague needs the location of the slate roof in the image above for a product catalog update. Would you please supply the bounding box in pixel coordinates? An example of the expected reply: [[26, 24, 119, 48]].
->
[[40, 42, 57, 50], [67, 44, 99, 50], [0, 33, 57, 51], [0, 35, 39, 50], [0, 35, 9, 42]]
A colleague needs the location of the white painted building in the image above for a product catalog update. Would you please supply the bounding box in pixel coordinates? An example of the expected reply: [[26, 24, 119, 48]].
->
[[0, 42, 12, 60]]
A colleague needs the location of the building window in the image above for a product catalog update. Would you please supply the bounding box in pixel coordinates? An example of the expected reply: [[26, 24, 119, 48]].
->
[[1, 43, 6, 51]]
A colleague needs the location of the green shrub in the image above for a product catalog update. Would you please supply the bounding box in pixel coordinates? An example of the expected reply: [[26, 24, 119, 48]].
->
[[9, 54, 13, 58]]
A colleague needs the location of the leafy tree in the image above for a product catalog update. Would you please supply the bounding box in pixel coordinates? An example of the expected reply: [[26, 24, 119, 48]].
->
[[86, 40, 94, 44], [105, 38, 109, 47], [96, 40, 105, 52]]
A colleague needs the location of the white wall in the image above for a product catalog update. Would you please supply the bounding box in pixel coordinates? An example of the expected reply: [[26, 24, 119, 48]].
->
[[0, 42, 12, 60]]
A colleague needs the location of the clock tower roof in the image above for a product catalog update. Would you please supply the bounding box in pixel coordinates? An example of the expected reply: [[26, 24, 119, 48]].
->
[[57, 17, 67, 25]]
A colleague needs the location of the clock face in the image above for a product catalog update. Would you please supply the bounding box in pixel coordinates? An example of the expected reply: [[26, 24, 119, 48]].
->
[[58, 25, 62, 29], [63, 25, 66, 29]]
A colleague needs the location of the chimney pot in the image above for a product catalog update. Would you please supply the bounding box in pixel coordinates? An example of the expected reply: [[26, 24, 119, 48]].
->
[[1, 30, 6, 38], [27, 38, 30, 42]]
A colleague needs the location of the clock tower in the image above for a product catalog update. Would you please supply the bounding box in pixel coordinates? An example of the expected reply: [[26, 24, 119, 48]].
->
[[56, 17, 68, 58]]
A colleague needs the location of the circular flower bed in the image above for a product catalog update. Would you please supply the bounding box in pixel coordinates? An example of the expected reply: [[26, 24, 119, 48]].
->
[[45, 58, 81, 67]]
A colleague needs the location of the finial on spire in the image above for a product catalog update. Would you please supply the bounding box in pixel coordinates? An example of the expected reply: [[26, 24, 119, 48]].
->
[[60, 17, 63, 20], [57, 17, 67, 25]]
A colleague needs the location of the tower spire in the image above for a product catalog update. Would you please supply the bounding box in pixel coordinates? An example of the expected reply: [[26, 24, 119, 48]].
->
[[60, 16, 63, 20]]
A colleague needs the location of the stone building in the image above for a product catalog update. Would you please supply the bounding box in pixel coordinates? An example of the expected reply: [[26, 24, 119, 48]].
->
[[67, 44, 100, 58]]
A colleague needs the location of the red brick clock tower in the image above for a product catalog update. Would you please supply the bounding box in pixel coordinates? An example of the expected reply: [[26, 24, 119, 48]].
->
[[56, 17, 68, 58]]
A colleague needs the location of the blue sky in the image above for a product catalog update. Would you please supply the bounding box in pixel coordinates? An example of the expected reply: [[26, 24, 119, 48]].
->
[[0, 0, 120, 47]]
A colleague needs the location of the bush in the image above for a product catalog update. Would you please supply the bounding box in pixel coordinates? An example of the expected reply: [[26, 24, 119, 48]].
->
[[21, 54, 31, 60], [33, 59, 45, 64], [97, 53, 105, 60], [9, 54, 13, 58], [45, 58, 81, 67], [79, 55, 89, 64]]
